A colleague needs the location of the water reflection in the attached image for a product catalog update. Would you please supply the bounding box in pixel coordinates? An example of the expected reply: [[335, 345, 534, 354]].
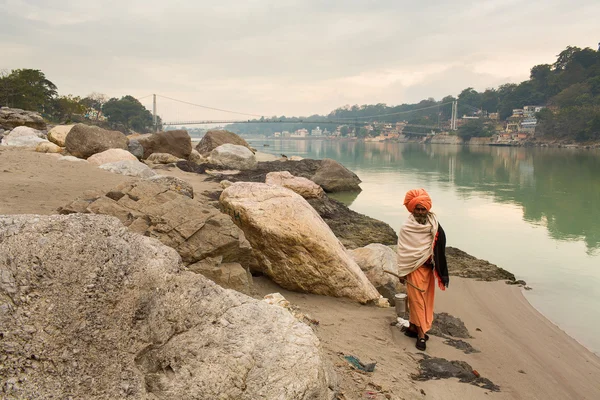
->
[[253, 139, 600, 253]]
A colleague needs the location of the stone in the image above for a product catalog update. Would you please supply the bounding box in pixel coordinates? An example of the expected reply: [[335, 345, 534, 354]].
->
[[429, 312, 473, 338], [137, 130, 192, 160], [220, 180, 233, 189], [146, 152, 184, 164], [1, 135, 48, 147], [0, 107, 46, 130], [99, 160, 157, 178], [4, 125, 46, 138], [87, 148, 138, 166], [220, 182, 380, 303], [59, 180, 253, 269], [47, 125, 74, 146], [188, 149, 207, 164], [349, 244, 402, 304], [210, 144, 257, 170], [188, 260, 253, 294], [35, 141, 63, 153], [266, 171, 325, 199], [311, 158, 362, 192], [59, 155, 88, 162], [65, 123, 128, 159], [446, 247, 516, 281], [196, 129, 253, 156], [415, 357, 499, 392], [145, 175, 194, 198], [127, 139, 144, 159], [0, 214, 335, 399]]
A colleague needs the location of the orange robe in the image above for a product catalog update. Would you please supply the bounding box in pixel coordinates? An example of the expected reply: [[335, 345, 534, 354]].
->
[[406, 265, 436, 333]]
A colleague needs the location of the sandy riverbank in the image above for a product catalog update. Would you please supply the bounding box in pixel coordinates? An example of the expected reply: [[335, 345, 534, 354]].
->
[[1, 146, 599, 399]]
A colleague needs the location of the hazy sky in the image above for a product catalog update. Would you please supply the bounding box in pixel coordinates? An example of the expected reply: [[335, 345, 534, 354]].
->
[[1, 0, 599, 121]]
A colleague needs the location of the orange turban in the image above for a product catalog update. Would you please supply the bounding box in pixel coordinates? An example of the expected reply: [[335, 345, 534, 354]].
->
[[404, 188, 432, 213]]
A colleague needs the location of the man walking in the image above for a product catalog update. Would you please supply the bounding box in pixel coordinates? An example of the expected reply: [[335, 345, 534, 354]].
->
[[397, 188, 449, 351]]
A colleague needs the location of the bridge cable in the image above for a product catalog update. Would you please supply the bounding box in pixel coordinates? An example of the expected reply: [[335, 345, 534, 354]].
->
[[156, 94, 263, 118]]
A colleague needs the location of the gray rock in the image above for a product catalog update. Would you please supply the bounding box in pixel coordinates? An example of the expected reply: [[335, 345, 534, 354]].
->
[[0, 107, 47, 130], [196, 129, 253, 156], [99, 160, 157, 178], [415, 356, 499, 392], [137, 130, 192, 160], [65, 123, 128, 159], [210, 144, 257, 170], [429, 312, 472, 339], [145, 175, 194, 198], [311, 158, 362, 192], [127, 139, 144, 159], [0, 214, 335, 399]]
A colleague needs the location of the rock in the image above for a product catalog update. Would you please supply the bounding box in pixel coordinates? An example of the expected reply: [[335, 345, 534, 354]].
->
[[59, 155, 88, 162], [210, 144, 257, 170], [127, 139, 144, 159], [349, 244, 402, 304], [0, 214, 335, 399], [266, 171, 325, 199], [146, 152, 184, 164], [220, 182, 380, 303], [47, 124, 74, 146], [59, 179, 253, 269], [137, 130, 192, 160], [429, 312, 472, 338], [196, 129, 253, 156], [99, 160, 157, 178], [35, 141, 63, 153], [307, 196, 397, 249], [1, 135, 48, 147], [145, 175, 194, 198], [87, 148, 138, 166], [188, 259, 253, 294], [290, 156, 304, 161], [220, 180, 233, 189], [446, 247, 516, 281], [65, 123, 128, 159], [0, 107, 46, 130], [4, 125, 46, 138], [415, 357, 499, 392], [311, 158, 362, 192], [188, 149, 207, 164]]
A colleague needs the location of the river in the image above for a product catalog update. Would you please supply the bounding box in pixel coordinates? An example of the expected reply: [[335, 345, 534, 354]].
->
[[247, 138, 600, 355]]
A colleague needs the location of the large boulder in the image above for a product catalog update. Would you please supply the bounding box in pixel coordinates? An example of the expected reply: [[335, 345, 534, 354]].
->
[[0, 107, 46, 130], [99, 160, 157, 178], [59, 179, 254, 269], [220, 182, 381, 303], [136, 130, 192, 160], [127, 139, 144, 159], [311, 158, 362, 192], [47, 124, 74, 147], [146, 152, 184, 164], [266, 171, 325, 199], [65, 123, 128, 159], [4, 125, 45, 138], [87, 148, 138, 166], [348, 244, 403, 304], [196, 129, 252, 156], [188, 259, 253, 295], [210, 144, 257, 170], [0, 214, 335, 399]]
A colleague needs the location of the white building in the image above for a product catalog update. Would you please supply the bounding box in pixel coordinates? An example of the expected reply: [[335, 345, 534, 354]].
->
[[311, 126, 323, 136]]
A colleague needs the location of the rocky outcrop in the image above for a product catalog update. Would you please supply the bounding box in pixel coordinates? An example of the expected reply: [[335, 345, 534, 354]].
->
[[188, 258, 253, 294], [59, 179, 254, 269], [146, 152, 184, 164], [446, 247, 516, 281], [196, 129, 253, 156], [47, 124, 74, 147], [98, 160, 157, 178], [209, 144, 257, 170], [349, 244, 402, 304], [0, 214, 335, 399], [220, 182, 381, 303], [145, 175, 194, 198], [65, 123, 128, 159], [266, 171, 325, 199], [0, 107, 46, 130], [307, 195, 397, 249], [35, 141, 62, 153], [201, 158, 361, 192], [87, 148, 138, 166], [137, 130, 192, 160]]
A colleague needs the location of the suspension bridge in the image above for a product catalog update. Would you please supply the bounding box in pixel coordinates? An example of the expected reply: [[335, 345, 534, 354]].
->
[[137, 94, 464, 136]]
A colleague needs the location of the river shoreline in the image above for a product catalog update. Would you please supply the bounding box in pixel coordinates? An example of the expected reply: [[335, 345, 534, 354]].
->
[[1, 146, 599, 398]]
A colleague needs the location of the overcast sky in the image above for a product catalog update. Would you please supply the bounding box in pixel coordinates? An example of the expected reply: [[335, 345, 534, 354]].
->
[[1, 0, 599, 121]]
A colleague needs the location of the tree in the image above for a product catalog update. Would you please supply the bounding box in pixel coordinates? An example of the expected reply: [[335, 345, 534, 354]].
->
[[0, 69, 57, 112], [81, 92, 108, 119], [457, 119, 494, 140], [102, 95, 157, 132], [50, 95, 87, 121]]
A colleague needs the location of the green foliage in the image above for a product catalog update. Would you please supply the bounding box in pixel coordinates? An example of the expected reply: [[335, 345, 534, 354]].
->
[[0, 69, 57, 112], [102, 95, 159, 132], [50, 95, 87, 121], [457, 119, 495, 140]]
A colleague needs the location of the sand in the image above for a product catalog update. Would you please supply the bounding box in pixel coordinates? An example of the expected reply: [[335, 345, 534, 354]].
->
[[2, 146, 600, 399]]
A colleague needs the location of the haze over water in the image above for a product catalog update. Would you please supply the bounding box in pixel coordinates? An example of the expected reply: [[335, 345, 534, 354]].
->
[[250, 139, 600, 355]]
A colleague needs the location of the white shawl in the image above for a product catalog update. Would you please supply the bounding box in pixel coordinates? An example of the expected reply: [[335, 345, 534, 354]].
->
[[396, 212, 439, 277]]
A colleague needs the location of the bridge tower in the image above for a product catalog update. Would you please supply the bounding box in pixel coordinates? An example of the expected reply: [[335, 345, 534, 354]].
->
[[152, 94, 157, 132]]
